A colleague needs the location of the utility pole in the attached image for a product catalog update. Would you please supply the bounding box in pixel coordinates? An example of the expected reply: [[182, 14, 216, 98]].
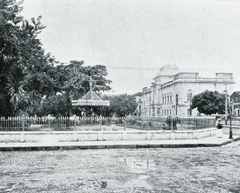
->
[[225, 90, 228, 125], [176, 94, 178, 116], [229, 100, 233, 139]]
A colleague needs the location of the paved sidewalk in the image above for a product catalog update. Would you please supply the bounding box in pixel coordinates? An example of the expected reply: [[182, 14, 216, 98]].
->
[[0, 134, 239, 151]]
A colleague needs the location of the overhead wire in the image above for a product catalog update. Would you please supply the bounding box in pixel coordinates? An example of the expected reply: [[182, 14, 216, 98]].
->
[[60, 62, 160, 71], [59, 62, 236, 72]]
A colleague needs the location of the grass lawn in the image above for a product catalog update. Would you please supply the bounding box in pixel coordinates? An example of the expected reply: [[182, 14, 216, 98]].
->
[[0, 144, 240, 192]]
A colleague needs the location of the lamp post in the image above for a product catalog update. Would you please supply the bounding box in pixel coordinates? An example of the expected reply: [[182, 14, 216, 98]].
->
[[224, 90, 228, 125], [229, 100, 233, 139], [176, 94, 178, 116]]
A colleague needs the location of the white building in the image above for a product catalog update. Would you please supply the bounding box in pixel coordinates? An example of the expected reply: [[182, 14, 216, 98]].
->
[[139, 65, 234, 117]]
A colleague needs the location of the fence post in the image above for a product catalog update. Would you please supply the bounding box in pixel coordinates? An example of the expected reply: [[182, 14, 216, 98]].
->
[[48, 116, 50, 129], [22, 115, 25, 131], [100, 115, 102, 131], [124, 116, 127, 131], [74, 115, 77, 131], [147, 116, 149, 130], [188, 118, 190, 129], [194, 119, 196, 130]]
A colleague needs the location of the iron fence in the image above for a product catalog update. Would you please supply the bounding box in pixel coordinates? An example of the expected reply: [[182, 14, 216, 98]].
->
[[0, 116, 216, 131], [225, 117, 240, 126], [125, 116, 216, 130], [0, 116, 125, 131]]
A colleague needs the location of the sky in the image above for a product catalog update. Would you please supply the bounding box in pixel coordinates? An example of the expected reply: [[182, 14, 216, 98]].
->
[[21, 0, 240, 94]]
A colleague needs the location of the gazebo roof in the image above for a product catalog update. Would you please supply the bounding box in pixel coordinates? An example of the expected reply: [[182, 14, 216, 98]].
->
[[81, 89, 103, 100], [72, 89, 110, 106]]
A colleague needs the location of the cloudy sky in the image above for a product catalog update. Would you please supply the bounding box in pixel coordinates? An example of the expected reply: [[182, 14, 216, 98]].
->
[[21, 0, 240, 94]]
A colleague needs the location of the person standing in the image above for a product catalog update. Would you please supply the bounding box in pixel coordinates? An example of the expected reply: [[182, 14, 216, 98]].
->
[[216, 118, 223, 138]]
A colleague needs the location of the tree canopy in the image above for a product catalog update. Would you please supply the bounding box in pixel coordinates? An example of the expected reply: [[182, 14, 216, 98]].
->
[[109, 94, 137, 117], [0, 0, 58, 116], [40, 61, 112, 117], [191, 90, 226, 115], [0, 0, 112, 117]]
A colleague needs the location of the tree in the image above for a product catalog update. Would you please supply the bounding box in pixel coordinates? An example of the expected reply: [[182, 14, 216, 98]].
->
[[109, 94, 137, 117], [36, 94, 69, 117], [0, 1, 112, 117], [0, 0, 24, 116], [42, 61, 112, 117], [191, 90, 226, 115], [0, 0, 57, 116]]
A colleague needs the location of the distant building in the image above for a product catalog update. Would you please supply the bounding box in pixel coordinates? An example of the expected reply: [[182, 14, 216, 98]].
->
[[139, 65, 234, 117], [133, 92, 143, 117], [230, 92, 240, 117]]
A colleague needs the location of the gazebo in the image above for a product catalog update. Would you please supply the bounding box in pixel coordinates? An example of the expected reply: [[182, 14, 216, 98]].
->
[[72, 88, 110, 107], [71, 77, 110, 112]]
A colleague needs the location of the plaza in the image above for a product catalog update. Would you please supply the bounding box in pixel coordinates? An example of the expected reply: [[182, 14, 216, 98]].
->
[[1, 138, 240, 192]]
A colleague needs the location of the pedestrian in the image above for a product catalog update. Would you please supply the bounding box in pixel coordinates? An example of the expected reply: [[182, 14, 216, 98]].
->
[[216, 118, 223, 138]]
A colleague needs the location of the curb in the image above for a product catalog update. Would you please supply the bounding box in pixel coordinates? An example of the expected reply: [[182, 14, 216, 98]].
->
[[0, 137, 240, 151], [220, 136, 240, 146]]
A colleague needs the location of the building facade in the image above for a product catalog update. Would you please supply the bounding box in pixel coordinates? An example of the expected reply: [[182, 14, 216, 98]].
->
[[230, 92, 240, 117], [139, 65, 234, 117]]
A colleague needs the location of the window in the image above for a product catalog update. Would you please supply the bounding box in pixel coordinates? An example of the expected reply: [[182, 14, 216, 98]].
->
[[187, 90, 192, 102]]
